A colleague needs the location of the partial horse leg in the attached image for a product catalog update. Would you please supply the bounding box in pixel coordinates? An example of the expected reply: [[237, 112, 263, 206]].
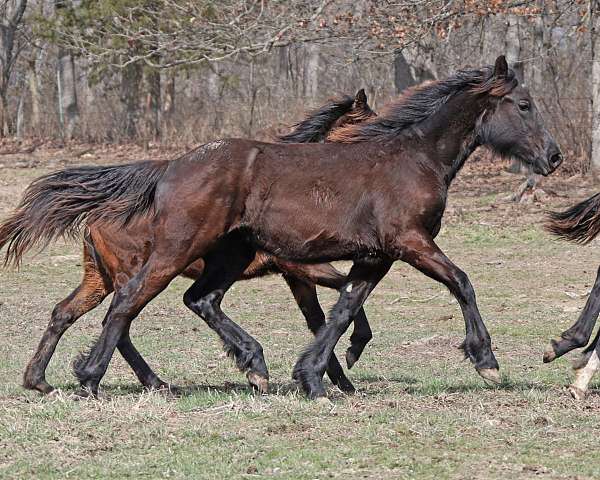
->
[[293, 257, 392, 399], [183, 235, 270, 393], [115, 322, 173, 391], [345, 308, 373, 370], [279, 261, 373, 369], [283, 275, 355, 393], [568, 329, 600, 400], [400, 231, 500, 383], [72, 251, 196, 396], [23, 257, 111, 394], [543, 265, 600, 363]]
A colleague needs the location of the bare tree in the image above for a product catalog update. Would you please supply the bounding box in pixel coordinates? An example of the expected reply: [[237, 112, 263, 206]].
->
[[120, 58, 142, 139], [55, 0, 78, 139], [0, 0, 27, 136], [592, 0, 600, 172]]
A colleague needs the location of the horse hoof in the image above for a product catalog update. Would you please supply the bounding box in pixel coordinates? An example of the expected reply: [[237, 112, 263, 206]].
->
[[315, 396, 333, 406], [247, 372, 269, 394], [46, 388, 63, 399], [477, 368, 501, 385], [149, 382, 181, 396], [568, 385, 586, 401], [71, 389, 97, 400], [335, 376, 356, 394], [543, 342, 557, 363], [23, 379, 56, 395], [345, 350, 358, 370]]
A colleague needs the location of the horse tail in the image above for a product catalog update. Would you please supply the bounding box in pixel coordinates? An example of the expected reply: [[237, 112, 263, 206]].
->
[[0, 160, 169, 266], [545, 192, 600, 244], [277, 94, 354, 144]]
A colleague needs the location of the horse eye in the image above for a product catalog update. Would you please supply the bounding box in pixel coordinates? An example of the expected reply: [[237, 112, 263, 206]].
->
[[518, 100, 530, 112]]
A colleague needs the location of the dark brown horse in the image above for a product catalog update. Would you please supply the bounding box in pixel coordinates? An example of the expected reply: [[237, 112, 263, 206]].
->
[[13, 89, 376, 396], [544, 193, 600, 399], [0, 56, 562, 399]]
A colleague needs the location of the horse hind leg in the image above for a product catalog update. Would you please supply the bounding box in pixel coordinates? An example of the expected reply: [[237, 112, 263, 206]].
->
[[568, 329, 600, 401], [544, 266, 600, 363], [183, 234, 269, 393], [72, 246, 202, 397], [283, 274, 355, 393], [281, 261, 374, 370], [23, 253, 111, 394], [345, 308, 373, 369]]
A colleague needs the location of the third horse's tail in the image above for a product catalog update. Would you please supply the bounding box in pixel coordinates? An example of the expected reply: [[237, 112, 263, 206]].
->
[[546, 193, 600, 244]]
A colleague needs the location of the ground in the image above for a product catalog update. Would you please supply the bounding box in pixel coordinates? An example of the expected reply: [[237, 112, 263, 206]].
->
[[0, 147, 599, 479]]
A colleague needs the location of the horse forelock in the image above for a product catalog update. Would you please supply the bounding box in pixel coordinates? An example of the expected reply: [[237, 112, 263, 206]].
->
[[328, 66, 518, 144]]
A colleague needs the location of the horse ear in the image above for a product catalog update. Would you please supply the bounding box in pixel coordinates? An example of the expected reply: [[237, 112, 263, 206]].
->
[[355, 88, 367, 106], [493, 55, 508, 78]]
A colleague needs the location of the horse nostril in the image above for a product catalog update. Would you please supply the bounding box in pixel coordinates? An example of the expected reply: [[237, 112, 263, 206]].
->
[[550, 152, 563, 167]]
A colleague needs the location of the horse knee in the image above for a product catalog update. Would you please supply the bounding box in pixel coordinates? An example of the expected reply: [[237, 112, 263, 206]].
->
[[183, 290, 218, 319]]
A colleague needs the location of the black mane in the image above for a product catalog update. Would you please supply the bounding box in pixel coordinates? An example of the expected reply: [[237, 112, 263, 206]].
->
[[331, 67, 517, 143], [277, 95, 355, 143]]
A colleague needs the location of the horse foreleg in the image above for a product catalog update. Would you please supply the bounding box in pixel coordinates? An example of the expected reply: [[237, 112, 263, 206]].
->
[[283, 275, 355, 393], [399, 231, 500, 385], [183, 234, 270, 393], [293, 257, 391, 399], [544, 265, 600, 363]]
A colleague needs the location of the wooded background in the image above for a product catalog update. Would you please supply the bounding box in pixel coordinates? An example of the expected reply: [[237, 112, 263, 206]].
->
[[0, 0, 598, 173]]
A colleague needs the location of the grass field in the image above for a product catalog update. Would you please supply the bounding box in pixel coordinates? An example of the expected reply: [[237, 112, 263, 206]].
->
[[0, 153, 599, 479]]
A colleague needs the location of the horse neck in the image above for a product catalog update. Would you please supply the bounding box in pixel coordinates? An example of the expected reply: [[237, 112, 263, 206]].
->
[[423, 92, 487, 186]]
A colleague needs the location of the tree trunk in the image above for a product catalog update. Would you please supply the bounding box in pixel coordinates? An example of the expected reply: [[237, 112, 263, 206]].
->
[[591, 0, 600, 172], [506, 14, 527, 175], [207, 64, 222, 132], [305, 43, 319, 100], [28, 56, 41, 133], [532, 7, 547, 91], [505, 14, 524, 82], [393, 49, 416, 93], [120, 60, 142, 139], [145, 66, 161, 141], [0, 94, 8, 137], [163, 70, 175, 118], [15, 91, 24, 139], [57, 46, 79, 140], [0, 0, 27, 137]]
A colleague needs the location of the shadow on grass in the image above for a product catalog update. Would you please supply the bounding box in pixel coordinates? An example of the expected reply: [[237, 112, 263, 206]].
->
[[23, 374, 558, 401]]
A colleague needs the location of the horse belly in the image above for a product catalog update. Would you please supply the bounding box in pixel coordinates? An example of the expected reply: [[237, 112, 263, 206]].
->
[[249, 204, 375, 263]]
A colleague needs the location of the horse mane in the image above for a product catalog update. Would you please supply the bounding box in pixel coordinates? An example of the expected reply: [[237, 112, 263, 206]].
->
[[328, 67, 518, 144], [276, 95, 355, 143]]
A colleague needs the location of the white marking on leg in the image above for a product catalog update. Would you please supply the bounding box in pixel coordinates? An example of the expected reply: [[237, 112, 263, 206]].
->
[[346, 283, 353, 293], [573, 350, 600, 393]]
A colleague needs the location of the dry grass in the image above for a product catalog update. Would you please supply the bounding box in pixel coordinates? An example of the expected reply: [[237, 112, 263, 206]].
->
[[0, 151, 599, 479]]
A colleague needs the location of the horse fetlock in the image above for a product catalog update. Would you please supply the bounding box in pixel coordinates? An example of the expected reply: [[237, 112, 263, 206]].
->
[[246, 371, 269, 394], [332, 373, 356, 394], [22, 370, 55, 394], [568, 385, 587, 401], [476, 367, 501, 385], [345, 348, 359, 369]]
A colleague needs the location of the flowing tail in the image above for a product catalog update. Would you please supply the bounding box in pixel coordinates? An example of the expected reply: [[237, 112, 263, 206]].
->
[[545, 193, 600, 244], [0, 160, 169, 266]]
